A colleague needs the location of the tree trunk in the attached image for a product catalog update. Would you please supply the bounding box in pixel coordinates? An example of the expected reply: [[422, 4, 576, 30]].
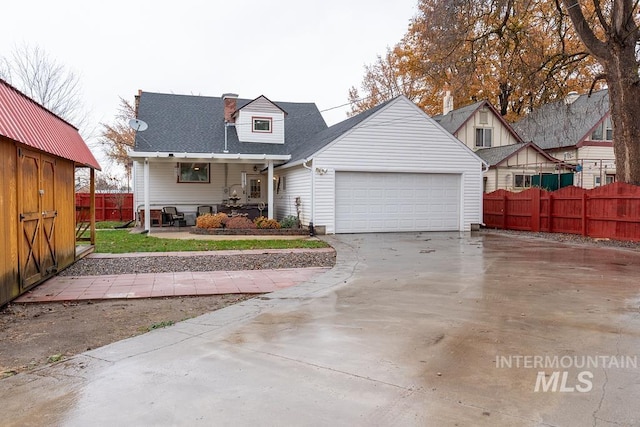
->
[[604, 47, 640, 185], [561, 0, 640, 185]]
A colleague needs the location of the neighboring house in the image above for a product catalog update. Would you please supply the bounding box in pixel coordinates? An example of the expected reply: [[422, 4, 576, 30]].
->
[[433, 98, 569, 192], [433, 99, 522, 151], [513, 90, 614, 189], [0, 78, 101, 306], [474, 143, 574, 192], [131, 92, 485, 234]]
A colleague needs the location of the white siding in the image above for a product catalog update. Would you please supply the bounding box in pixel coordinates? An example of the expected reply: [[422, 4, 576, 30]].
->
[[132, 161, 254, 215], [310, 97, 483, 233], [235, 97, 285, 144], [274, 166, 311, 224], [457, 109, 520, 151], [547, 146, 616, 189]]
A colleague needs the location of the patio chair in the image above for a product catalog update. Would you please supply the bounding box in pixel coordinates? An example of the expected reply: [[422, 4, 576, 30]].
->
[[197, 205, 215, 216], [162, 206, 185, 226]]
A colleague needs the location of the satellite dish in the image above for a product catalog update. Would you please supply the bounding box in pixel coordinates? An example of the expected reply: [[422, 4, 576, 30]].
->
[[129, 118, 148, 132]]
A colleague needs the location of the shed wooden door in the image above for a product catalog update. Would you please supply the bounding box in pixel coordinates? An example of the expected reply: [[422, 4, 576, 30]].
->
[[17, 149, 57, 288]]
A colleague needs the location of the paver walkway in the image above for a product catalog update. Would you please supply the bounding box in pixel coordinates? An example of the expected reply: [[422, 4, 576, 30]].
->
[[14, 267, 331, 303]]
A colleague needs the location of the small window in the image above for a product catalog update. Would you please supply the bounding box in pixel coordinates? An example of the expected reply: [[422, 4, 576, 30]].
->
[[479, 110, 489, 124], [475, 128, 492, 148], [514, 174, 532, 188], [591, 117, 613, 141], [596, 174, 616, 187], [178, 163, 210, 183], [252, 117, 272, 133]]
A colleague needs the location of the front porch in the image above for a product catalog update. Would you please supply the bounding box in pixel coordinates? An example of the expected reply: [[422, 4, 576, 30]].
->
[[130, 153, 289, 232]]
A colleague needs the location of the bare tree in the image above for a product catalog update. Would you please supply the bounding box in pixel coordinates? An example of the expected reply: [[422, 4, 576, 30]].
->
[[0, 43, 87, 128], [562, 0, 640, 185], [98, 97, 136, 190]]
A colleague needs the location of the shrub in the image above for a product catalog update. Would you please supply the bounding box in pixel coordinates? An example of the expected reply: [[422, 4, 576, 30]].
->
[[196, 213, 222, 229], [279, 215, 299, 229], [254, 216, 281, 229], [225, 216, 256, 229], [214, 212, 229, 225]]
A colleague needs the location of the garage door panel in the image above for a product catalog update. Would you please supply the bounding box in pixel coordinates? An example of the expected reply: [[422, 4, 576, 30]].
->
[[336, 172, 460, 233]]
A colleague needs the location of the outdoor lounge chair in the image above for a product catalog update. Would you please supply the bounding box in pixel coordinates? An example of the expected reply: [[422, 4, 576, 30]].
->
[[197, 205, 215, 216], [162, 206, 185, 226]]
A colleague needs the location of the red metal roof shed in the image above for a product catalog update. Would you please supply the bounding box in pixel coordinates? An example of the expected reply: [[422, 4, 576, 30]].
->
[[0, 78, 100, 169]]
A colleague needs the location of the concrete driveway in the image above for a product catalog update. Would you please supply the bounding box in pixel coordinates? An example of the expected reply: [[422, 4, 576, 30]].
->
[[2, 232, 640, 426]]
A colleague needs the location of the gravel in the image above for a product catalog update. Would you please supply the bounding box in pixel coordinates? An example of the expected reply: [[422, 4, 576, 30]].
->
[[59, 251, 336, 276], [480, 228, 640, 251]]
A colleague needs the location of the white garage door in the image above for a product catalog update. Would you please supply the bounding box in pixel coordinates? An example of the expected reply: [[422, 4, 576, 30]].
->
[[335, 172, 460, 233]]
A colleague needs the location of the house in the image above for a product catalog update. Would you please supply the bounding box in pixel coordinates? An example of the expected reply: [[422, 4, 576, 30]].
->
[[513, 90, 614, 189], [474, 143, 574, 192], [0, 78, 100, 306], [434, 97, 573, 192], [130, 92, 485, 234]]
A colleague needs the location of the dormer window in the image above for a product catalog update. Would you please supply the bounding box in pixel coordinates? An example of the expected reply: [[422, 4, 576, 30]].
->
[[252, 117, 272, 133]]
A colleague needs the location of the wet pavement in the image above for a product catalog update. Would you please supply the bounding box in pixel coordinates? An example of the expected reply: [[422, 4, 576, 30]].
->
[[1, 231, 640, 426]]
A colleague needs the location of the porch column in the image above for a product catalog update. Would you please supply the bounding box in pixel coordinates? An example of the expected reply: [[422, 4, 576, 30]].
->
[[90, 168, 96, 246], [267, 160, 274, 219], [144, 158, 150, 232]]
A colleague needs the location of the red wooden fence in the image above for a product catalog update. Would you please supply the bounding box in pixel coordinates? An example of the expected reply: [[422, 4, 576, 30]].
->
[[483, 182, 640, 241], [75, 193, 134, 222]]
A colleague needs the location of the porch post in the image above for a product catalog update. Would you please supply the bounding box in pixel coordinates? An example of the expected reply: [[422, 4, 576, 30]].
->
[[267, 160, 274, 219], [144, 158, 150, 232], [90, 168, 96, 246]]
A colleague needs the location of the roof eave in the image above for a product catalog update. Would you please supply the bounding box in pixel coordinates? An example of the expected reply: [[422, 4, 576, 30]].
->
[[129, 151, 290, 162]]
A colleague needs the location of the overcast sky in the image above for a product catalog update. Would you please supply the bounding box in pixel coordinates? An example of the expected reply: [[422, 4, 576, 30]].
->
[[2, 0, 417, 147]]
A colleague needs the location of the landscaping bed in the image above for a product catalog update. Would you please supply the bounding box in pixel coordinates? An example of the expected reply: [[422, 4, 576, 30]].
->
[[190, 227, 308, 235]]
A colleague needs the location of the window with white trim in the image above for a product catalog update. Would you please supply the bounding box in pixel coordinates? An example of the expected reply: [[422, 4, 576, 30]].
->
[[514, 174, 532, 188], [594, 174, 615, 187], [178, 163, 210, 183], [475, 128, 492, 148], [591, 117, 613, 141], [252, 117, 272, 133]]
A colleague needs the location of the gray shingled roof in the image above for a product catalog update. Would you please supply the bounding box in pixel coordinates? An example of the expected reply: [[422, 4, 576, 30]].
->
[[475, 142, 563, 167], [432, 100, 485, 134], [512, 90, 610, 149], [134, 92, 327, 156], [286, 97, 396, 164], [474, 144, 527, 166]]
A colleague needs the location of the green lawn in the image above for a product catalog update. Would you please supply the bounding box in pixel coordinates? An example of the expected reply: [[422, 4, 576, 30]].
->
[[93, 230, 329, 254]]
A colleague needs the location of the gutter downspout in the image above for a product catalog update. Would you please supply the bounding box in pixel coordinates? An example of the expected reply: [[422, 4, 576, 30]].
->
[[302, 159, 315, 236]]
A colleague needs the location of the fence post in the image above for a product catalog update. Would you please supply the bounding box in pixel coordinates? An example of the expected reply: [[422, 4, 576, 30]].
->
[[581, 192, 588, 236], [531, 188, 541, 232], [502, 193, 508, 230], [548, 193, 553, 233]]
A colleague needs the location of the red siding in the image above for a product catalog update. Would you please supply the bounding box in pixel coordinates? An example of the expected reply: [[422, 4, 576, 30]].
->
[[0, 79, 100, 169]]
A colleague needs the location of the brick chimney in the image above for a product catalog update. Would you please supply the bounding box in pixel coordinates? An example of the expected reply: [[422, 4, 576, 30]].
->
[[222, 93, 238, 123]]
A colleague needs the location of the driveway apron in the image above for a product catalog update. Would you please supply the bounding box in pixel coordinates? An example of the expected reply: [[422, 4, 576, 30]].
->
[[1, 232, 639, 426]]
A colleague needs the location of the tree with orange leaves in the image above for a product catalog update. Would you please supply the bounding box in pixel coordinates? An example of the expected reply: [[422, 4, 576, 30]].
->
[[349, 0, 601, 120]]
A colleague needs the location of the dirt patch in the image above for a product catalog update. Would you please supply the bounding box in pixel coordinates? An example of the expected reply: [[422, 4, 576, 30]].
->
[[0, 294, 253, 378]]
